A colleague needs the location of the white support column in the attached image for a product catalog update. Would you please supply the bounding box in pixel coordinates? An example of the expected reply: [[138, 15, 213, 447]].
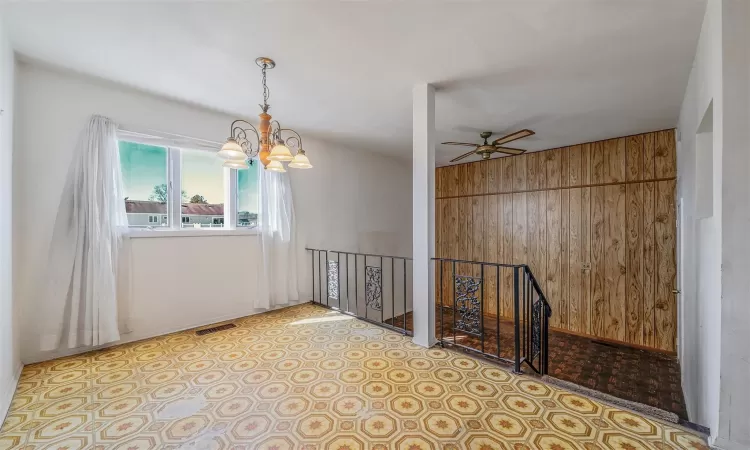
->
[[412, 83, 436, 348], [167, 148, 182, 230], [224, 167, 238, 229]]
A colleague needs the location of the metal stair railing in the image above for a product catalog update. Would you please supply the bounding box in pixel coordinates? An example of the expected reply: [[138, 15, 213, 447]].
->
[[432, 257, 552, 374]]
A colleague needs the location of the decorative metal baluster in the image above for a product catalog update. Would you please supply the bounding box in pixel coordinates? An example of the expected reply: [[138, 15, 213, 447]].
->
[[327, 259, 339, 303], [454, 275, 482, 336], [531, 295, 542, 362], [365, 265, 382, 311]]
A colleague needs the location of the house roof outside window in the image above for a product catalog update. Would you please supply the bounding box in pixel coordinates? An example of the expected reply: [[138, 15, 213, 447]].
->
[[124, 200, 224, 216]]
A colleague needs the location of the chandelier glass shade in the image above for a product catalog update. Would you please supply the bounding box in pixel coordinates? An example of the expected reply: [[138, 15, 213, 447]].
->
[[218, 57, 312, 171], [222, 158, 249, 169], [217, 138, 247, 160], [266, 160, 286, 173], [288, 149, 313, 169], [268, 140, 293, 162]]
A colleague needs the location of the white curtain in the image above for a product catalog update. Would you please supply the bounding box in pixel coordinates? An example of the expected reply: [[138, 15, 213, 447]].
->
[[256, 169, 300, 309], [39, 115, 128, 351]]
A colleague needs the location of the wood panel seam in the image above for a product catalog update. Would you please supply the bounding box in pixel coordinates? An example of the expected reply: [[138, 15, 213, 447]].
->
[[436, 177, 676, 199]]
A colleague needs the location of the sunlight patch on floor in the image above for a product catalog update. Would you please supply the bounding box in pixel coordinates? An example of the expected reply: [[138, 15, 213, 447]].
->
[[290, 313, 354, 325]]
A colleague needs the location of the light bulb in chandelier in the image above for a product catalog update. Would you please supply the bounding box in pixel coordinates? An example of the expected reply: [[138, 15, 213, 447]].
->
[[222, 158, 249, 169], [217, 137, 246, 160], [288, 148, 313, 169], [266, 160, 286, 172], [268, 139, 293, 162]]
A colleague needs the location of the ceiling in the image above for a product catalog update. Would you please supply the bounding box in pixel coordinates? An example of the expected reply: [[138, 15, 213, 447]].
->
[[2, 1, 706, 166]]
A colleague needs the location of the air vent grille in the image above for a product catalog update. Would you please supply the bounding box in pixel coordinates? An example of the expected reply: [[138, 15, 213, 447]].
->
[[196, 323, 236, 336], [590, 340, 621, 349]]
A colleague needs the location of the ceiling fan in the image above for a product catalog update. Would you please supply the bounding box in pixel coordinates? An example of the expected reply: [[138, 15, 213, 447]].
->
[[442, 129, 535, 163]]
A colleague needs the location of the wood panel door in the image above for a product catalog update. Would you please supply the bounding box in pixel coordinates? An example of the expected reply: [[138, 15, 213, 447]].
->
[[567, 187, 591, 335], [604, 184, 627, 342]]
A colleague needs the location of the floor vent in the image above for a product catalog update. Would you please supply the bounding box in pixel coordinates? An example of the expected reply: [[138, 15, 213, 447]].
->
[[196, 323, 236, 336], [590, 340, 621, 349]]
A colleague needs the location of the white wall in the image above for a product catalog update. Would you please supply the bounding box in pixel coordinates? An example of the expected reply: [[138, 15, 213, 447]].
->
[[14, 62, 412, 364], [290, 132, 413, 308], [677, 1, 750, 448], [677, 0, 722, 437], [715, 0, 750, 448], [292, 141, 412, 258], [0, 15, 21, 423]]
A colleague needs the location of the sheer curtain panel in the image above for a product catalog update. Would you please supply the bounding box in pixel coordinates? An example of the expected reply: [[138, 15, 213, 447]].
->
[[255, 169, 300, 309], [39, 115, 128, 351]]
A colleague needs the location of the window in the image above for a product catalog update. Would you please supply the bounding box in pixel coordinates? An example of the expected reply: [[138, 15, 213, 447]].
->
[[118, 142, 169, 227], [118, 139, 260, 231], [237, 165, 259, 228], [181, 149, 225, 228]]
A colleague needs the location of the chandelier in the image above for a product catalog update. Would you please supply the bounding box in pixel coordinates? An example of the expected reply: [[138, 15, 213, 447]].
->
[[217, 57, 312, 172]]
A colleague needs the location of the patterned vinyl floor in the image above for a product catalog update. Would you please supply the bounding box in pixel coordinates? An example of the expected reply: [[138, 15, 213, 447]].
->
[[0, 303, 706, 450]]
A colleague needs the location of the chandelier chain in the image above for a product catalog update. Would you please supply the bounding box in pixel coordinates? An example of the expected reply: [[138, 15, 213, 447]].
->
[[260, 63, 271, 113]]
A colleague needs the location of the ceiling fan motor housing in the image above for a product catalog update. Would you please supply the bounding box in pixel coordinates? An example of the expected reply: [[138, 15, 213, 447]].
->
[[478, 145, 495, 159]]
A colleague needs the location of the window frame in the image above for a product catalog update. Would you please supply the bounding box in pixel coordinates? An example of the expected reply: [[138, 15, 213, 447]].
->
[[119, 141, 260, 237]]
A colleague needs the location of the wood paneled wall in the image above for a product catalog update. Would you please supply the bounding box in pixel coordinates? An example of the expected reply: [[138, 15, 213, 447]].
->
[[435, 130, 677, 352]]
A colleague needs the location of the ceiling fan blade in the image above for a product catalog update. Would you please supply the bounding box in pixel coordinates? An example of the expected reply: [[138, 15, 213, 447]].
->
[[442, 142, 478, 147], [450, 149, 478, 163], [491, 129, 535, 146], [493, 146, 527, 156]]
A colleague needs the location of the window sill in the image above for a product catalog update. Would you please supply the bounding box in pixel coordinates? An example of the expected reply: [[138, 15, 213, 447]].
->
[[124, 228, 260, 238]]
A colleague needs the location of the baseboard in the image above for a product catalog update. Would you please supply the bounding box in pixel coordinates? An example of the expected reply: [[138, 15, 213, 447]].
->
[[712, 436, 746, 450], [0, 362, 23, 426], [542, 375, 680, 424], [550, 327, 677, 356], [23, 301, 305, 365]]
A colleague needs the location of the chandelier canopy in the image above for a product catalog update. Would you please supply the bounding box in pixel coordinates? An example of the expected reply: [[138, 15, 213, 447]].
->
[[217, 57, 312, 172]]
